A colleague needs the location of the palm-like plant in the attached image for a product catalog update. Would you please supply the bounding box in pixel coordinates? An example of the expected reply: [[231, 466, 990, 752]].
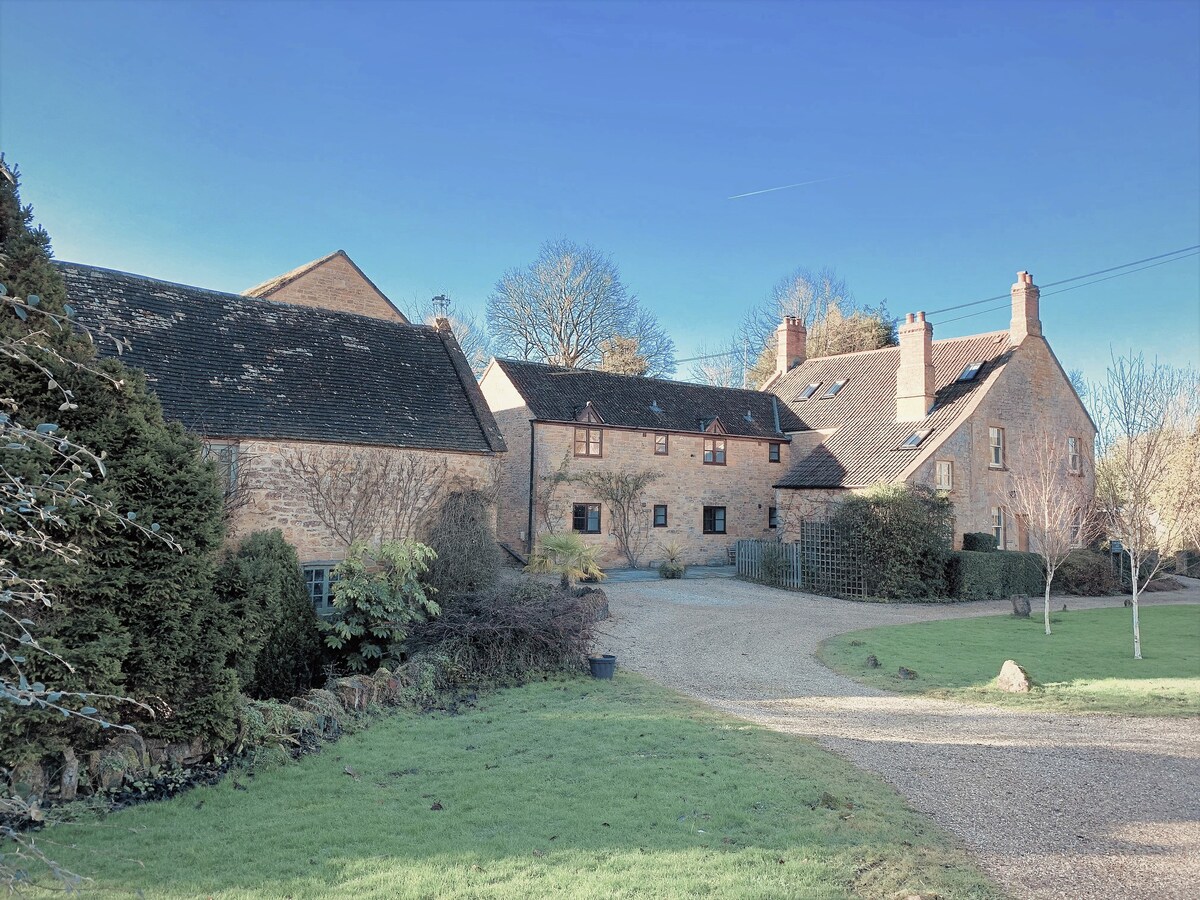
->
[[525, 533, 605, 589]]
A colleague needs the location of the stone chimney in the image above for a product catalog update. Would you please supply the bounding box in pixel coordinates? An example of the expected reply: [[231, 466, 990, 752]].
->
[[775, 316, 807, 379], [896, 311, 935, 421], [1010, 270, 1041, 343]]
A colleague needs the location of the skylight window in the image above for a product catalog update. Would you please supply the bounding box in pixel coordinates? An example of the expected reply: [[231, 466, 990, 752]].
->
[[900, 429, 932, 450], [957, 362, 984, 382], [798, 382, 822, 400], [821, 380, 847, 399]]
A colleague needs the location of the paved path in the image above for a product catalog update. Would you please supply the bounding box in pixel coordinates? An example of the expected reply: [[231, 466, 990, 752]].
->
[[597, 578, 1200, 899]]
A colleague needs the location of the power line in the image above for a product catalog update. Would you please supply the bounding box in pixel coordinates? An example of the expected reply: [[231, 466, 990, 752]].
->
[[924, 245, 1199, 316]]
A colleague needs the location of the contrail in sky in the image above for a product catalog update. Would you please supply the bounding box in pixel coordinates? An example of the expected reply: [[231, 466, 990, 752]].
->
[[727, 177, 832, 200]]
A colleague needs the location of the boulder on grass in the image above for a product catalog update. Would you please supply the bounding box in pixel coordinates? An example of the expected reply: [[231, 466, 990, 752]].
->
[[1011, 594, 1031, 618], [866, 654, 880, 669], [897, 666, 918, 680], [996, 659, 1033, 693]]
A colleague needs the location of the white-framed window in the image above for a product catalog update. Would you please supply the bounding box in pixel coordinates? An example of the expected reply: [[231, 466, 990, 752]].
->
[[303, 563, 340, 616], [202, 441, 239, 497], [768, 506, 779, 529], [989, 427, 1005, 468], [1070, 510, 1083, 547], [935, 460, 953, 491], [992, 507, 1006, 550], [1068, 436, 1081, 474]]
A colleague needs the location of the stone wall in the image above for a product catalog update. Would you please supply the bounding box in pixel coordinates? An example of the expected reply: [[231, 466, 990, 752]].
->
[[221, 437, 498, 563], [256, 252, 407, 323]]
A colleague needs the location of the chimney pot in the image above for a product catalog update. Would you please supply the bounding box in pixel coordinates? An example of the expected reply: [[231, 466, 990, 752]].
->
[[1010, 271, 1041, 343], [896, 311, 935, 421], [774, 315, 807, 381]]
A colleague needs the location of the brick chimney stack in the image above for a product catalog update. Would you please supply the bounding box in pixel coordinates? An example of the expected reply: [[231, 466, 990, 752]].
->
[[775, 316, 807, 380], [1010, 270, 1041, 343], [896, 311, 935, 421]]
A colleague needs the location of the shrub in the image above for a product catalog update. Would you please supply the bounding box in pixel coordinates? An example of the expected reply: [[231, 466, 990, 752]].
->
[[962, 532, 999, 552], [403, 578, 595, 689], [526, 533, 605, 589], [947, 550, 1044, 600], [657, 539, 685, 579], [422, 490, 500, 598], [217, 531, 323, 700], [323, 540, 439, 673], [830, 484, 954, 599], [1050, 549, 1121, 596]]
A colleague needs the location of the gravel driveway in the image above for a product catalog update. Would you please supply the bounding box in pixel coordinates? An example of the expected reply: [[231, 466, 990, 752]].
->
[[597, 578, 1200, 899]]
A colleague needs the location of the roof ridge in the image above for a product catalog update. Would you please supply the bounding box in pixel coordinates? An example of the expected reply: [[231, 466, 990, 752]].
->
[[56, 261, 425, 333], [493, 356, 773, 396]]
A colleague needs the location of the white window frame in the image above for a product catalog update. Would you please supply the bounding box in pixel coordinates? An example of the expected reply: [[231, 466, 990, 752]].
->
[[992, 507, 1006, 550], [935, 460, 953, 491], [989, 427, 1005, 468]]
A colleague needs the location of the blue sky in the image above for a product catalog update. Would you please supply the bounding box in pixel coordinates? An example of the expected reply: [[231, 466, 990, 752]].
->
[[1, 0, 1197, 383]]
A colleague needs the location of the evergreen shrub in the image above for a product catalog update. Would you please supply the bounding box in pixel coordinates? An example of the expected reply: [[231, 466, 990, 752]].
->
[[422, 490, 500, 598], [217, 531, 323, 700], [1050, 549, 1121, 596], [961, 532, 999, 552], [947, 550, 1044, 600], [830, 484, 954, 599]]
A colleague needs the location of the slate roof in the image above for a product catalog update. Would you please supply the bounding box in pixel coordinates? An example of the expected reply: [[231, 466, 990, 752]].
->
[[773, 332, 1013, 488], [492, 358, 802, 438], [57, 262, 505, 453]]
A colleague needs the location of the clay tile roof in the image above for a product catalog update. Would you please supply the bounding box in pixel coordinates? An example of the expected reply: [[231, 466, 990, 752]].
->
[[773, 332, 1012, 488], [58, 262, 505, 453], [494, 358, 803, 439]]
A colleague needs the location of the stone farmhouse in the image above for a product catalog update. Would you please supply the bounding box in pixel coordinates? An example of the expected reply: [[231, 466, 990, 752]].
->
[[482, 272, 1095, 564], [58, 252, 506, 611], [479, 359, 802, 566]]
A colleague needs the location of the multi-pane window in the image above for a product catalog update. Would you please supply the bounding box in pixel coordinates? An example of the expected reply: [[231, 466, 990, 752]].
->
[[202, 441, 239, 497], [1068, 436, 1081, 473], [989, 427, 1005, 468], [303, 564, 339, 616], [572, 503, 601, 534], [768, 506, 779, 529], [653, 504, 668, 527], [655, 433, 669, 455], [703, 506, 726, 534], [574, 427, 602, 458], [935, 460, 953, 491], [1070, 510, 1083, 547], [768, 442, 781, 463], [703, 438, 726, 465], [992, 507, 1006, 549]]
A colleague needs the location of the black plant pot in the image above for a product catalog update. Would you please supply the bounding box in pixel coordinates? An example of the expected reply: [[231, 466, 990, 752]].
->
[[588, 654, 617, 679]]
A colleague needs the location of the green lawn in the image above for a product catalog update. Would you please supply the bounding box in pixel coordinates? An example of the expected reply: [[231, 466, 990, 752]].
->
[[819, 604, 1200, 716], [41, 675, 996, 899]]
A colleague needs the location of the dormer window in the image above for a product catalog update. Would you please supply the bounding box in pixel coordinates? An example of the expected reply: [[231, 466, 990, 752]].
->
[[957, 362, 984, 382], [900, 429, 931, 450], [821, 380, 847, 399], [799, 382, 822, 400]]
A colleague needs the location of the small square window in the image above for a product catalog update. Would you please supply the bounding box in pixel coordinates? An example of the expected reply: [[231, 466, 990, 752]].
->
[[574, 427, 602, 458], [703, 438, 726, 465], [653, 504, 668, 527], [768, 442, 781, 463], [989, 427, 1005, 468], [957, 362, 984, 382], [703, 506, 726, 534], [655, 433, 669, 455], [935, 460, 953, 491], [821, 380, 847, 399], [768, 506, 779, 529], [303, 564, 340, 616], [799, 382, 822, 400], [573, 503, 601, 534]]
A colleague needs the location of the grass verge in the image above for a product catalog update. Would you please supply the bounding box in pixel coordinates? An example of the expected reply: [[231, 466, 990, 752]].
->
[[819, 604, 1200, 716], [40, 675, 996, 899]]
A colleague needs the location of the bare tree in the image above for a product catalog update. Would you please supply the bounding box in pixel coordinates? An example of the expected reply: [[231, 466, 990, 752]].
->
[[688, 338, 744, 388], [414, 295, 492, 377], [570, 470, 662, 567], [597, 335, 650, 376], [1007, 430, 1097, 635], [281, 446, 449, 550], [487, 239, 675, 376], [1094, 353, 1200, 659]]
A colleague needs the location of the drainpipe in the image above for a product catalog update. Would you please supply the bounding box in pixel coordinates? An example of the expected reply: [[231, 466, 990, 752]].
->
[[527, 420, 536, 556]]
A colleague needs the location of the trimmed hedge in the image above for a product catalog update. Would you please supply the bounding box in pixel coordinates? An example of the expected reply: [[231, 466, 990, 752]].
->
[[1050, 549, 1121, 596], [947, 550, 1044, 601], [961, 532, 1000, 553]]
